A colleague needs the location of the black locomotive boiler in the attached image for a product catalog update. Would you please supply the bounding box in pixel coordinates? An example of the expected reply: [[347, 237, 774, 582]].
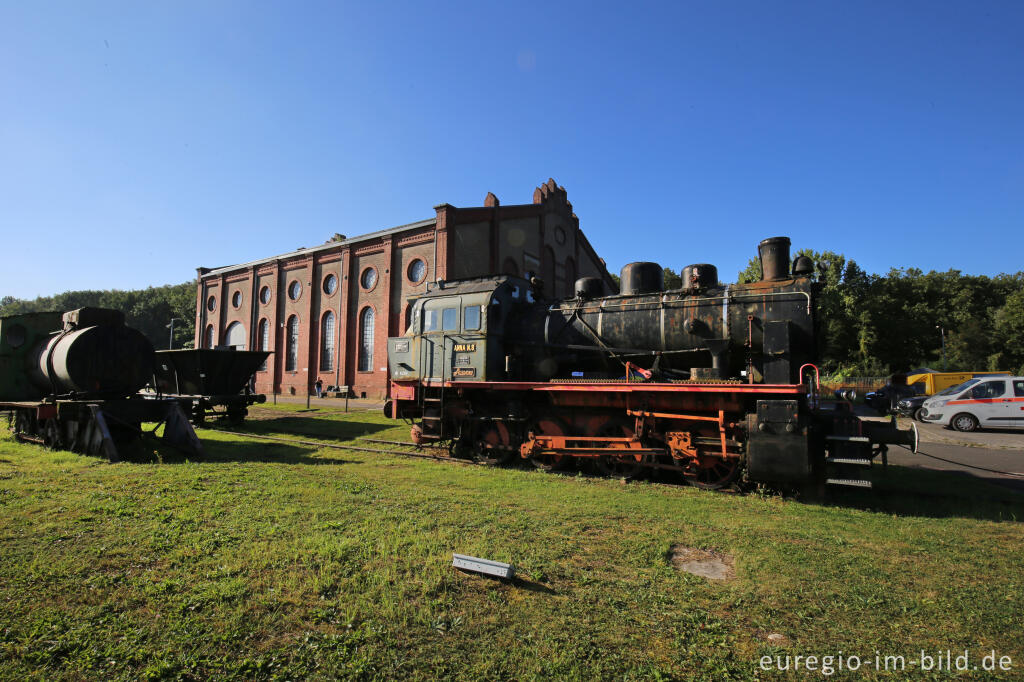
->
[[387, 237, 916, 492], [0, 307, 202, 460]]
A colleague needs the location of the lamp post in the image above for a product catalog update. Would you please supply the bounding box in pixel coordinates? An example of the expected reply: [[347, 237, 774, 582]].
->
[[936, 325, 946, 371], [166, 318, 180, 350]]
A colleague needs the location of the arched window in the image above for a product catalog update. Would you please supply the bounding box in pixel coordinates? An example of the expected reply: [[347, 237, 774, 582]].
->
[[542, 246, 556, 292], [224, 322, 246, 349], [286, 315, 299, 371], [320, 312, 335, 371], [565, 257, 576, 289], [205, 324, 215, 349], [258, 318, 269, 370], [358, 307, 374, 372]]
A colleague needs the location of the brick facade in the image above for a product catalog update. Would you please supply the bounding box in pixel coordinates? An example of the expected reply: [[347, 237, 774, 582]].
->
[[194, 180, 615, 399]]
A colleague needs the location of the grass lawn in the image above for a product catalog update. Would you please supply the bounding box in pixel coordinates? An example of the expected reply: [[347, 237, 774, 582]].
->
[[1, 406, 1022, 680]]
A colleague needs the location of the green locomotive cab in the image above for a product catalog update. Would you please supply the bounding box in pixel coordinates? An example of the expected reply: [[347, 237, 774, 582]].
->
[[388, 276, 535, 384]]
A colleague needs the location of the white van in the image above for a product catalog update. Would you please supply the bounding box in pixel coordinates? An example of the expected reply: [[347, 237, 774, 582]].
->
[[919, 376, 1024, 432]]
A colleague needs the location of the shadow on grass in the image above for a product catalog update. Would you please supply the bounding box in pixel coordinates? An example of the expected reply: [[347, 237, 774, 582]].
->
[[200, 437, 358, 465], [217, 416, 393, 443], [458, 571, 558, 595], [123, 431, 360, 466], [512, 577, 557, 595], [828, 465, 1024, 522]]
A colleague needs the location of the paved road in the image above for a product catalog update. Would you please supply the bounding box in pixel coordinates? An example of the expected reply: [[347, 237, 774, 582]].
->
[[911, 420, 1024, 451], [849, 406, 1024, 491], [886, 441, 1024, 493]]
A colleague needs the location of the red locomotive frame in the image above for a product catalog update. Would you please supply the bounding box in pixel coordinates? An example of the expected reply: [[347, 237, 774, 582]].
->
[[390, 366, 822, 488]]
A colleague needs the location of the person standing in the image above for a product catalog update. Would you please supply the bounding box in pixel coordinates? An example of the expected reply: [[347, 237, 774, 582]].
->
[[314, 378, 323, 399]]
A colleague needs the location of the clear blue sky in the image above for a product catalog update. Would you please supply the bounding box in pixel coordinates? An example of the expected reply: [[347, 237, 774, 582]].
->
[[3, 1, 1022, 300]]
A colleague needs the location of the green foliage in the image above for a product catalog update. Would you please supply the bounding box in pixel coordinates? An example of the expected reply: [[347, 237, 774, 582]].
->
[[663, 267, 682, 290], [0, 282, 196, 349], [737, 256, 762, 284], [991, 287, 1024, 374]]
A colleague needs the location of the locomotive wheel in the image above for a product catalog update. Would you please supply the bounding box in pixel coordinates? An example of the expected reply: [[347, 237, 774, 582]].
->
[[528, 417, 569, 472], [474, 421, 515, 466], [592, 418, 644, 479], [687, 453, 741, 490], [596, 452, 646, 479]]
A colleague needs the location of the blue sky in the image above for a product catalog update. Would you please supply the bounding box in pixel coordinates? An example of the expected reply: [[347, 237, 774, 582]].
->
[[2, 1, 1022, 299]]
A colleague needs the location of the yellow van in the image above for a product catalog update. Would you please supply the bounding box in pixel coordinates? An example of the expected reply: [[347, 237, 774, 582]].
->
[[906, 371, 1011, 396]]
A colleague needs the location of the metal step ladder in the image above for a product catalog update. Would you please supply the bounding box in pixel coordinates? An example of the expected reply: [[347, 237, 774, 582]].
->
[[417, 335, 448, 439], [420, 394, 445, 438], [824, 434, 874, 489]]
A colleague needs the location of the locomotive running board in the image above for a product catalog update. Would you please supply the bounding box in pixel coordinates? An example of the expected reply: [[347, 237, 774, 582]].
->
[[826, 478, 872, 489]]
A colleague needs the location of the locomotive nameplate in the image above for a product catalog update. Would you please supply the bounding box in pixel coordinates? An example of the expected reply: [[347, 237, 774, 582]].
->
[[454, 355, 472, 366], [453, 343, 476, 352], [452, 368, 476, 378]]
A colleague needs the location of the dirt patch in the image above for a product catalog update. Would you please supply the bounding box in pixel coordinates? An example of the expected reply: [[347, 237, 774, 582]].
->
[[668, 545, 735, 581]]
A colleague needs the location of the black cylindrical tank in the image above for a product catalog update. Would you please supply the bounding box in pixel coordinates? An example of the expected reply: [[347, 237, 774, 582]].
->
[[681, 264, 718, 289], [574, 277, 604, 299], [758, 237, 791, 281], [620, 262, 663, 295], [30, 323, 154, 396]]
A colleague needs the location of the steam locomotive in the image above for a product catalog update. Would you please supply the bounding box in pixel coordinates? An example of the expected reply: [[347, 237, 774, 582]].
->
[[0, 307, 202, 460], [386, 237, 916, 492]]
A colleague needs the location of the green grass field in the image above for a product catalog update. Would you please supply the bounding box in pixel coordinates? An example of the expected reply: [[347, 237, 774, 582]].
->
[[1, 405, 1022, 680]]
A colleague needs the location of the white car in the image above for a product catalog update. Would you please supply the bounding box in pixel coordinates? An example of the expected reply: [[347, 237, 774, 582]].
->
[[919, 376, 1024, 432]]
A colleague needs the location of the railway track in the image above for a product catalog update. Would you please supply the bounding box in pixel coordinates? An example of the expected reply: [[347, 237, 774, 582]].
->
[[210, 428, 475, 466]]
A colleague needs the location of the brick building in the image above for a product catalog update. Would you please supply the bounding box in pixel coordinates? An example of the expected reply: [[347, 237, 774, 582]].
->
[[194, 179, 615, 399]]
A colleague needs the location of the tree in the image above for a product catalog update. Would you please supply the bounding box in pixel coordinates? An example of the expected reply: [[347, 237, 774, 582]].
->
[[737, 256, 761, 284], [991, 288, 1024, 374], [0, 282, 196, 349]]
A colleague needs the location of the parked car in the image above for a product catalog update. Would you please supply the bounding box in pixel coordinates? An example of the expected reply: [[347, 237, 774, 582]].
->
[[919, 376, 1024, 432], [865, 382, 919, 414], [896, 394, 929, 421], [869, 370, 1010, 417]]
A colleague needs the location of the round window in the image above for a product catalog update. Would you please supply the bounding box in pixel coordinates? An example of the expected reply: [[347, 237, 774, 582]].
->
[[323, 274, 338, 295], [207, 295, 216, 311], [231, 291, 242, 308], [360, 267, 378, 290], [260, 286, 271, 304], [554, 226, 566, 245], [288, 280, 302, 301], [407, 259, 426, 283]]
